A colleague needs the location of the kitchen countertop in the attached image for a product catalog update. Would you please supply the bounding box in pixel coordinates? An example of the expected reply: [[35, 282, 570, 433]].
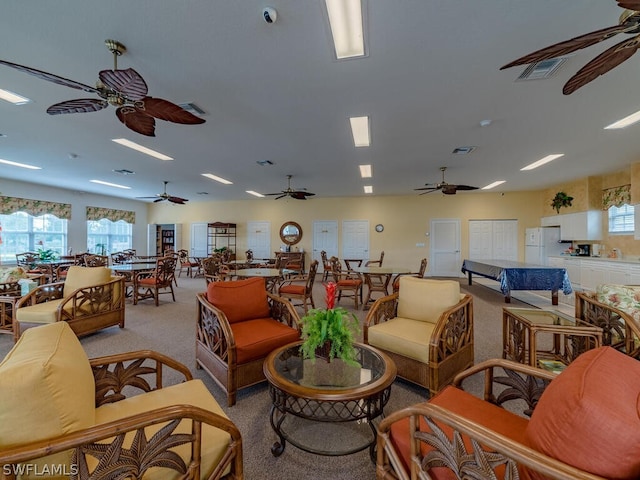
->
[[549, 255, 640, 264]]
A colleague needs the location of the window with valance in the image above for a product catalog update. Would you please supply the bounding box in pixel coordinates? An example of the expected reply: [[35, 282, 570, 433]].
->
[[0, 196, 71, 219], [602, 184, 631, 210], [86, 206, 135, 224]]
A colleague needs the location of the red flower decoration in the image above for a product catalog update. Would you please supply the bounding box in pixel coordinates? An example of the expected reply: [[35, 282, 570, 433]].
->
[[325, 282, 337, 310]]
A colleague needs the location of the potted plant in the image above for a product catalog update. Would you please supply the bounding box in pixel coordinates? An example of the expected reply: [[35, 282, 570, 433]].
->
[[299, 282, 360, 365], [551, 191, 573, 214]]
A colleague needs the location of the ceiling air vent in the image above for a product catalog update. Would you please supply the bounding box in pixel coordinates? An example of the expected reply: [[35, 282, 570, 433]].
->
[[452, 146, 476, 155], [113, 169, 135, 175], [256, 160, 274, 166], [516, 57, 568, 81], [178, 102, 206, 116]]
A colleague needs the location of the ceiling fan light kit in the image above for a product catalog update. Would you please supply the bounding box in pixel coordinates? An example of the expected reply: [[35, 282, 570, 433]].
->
[[0, 39, 206, 137]]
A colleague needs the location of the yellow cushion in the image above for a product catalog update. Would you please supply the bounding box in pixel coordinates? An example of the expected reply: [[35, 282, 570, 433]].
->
[[397, 277, 461, 323], [95, 379, 232, 480], [0, 322, 95, 478], [368, 317, 435, 363], [15, 298, 65, 324], [63, 266, 112, 298]]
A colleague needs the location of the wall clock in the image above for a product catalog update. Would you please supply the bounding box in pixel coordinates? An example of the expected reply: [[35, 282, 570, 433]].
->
[[375, 224, 384, 233]]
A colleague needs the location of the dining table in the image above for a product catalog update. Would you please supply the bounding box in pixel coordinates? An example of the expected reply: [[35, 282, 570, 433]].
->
[[351, 266, 413, 308], [231, 268, 296, 292], [109, 263, 158, 298]]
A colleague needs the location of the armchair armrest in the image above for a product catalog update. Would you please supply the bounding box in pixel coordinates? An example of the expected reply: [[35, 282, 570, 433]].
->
[[0, 405, 243, 480], [15, 281, 65, 308], [89, 349, 194, 407], [266, 292, 301, 330], [55, 277, 125, 322], [363, 293, 399, 338]]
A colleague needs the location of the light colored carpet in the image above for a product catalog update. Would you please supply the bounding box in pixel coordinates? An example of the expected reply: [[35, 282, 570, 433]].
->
[[0, 274, 531, 479]]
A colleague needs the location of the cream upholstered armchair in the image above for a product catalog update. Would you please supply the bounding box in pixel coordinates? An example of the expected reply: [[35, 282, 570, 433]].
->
[[14, 266, 125, 341], [364, 276, 473, 396], [0, 322, 243, 480], [377, 347, 640, 480]]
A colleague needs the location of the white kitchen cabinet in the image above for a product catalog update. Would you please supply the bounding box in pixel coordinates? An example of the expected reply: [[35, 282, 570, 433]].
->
[[563, 258, 581, 288], [557, 211, 602, 241], [541, 216, 560, 227], [629, 265, 640, 285], [607, 263, 631, 285], [580, 260, 608, 291]]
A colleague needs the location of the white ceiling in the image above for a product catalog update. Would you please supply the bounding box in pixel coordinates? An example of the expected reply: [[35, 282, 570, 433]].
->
[[0, 1, 638, 203]]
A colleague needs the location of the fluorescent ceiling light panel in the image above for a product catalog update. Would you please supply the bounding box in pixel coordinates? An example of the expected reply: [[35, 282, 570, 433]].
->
[[0, 158, 41, 170], [246, 190, 264, 198], [350, 116, 370, 147], [482, 180, 506, 190], [325, 0, 366, 59], [202, 173, 233, 185], [0, 88, 30, 105], [89, 180, 131, 189], [604, 110, 640, 129], [520, 154, 564, 171], [363, 185, 373, 194], [111, 138, 173, 161], [359, 164, 372, 178]]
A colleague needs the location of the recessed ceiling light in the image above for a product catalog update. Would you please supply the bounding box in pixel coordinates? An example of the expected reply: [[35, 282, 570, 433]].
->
[[359, 164, 372, 178], [479, 119, 492, 127], [0, 88, 30, 105], [350, 116, 370, 147], [112, 138, 173, 161], [90, 180, 131, 189], [363, 185, 373, 194], [324, 0, 367, 60], [482, 180, 506, 190], [520, 154, 564, 171], [604, 110, 640, 129], [246, 190, 265, 198], [0, 158, 41, 170], [201, 173, 233, 184]]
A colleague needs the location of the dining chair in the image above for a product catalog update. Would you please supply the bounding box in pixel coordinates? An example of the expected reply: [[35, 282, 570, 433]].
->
[[177, 249, 201, 278], [83, 254, 109, 267], [278, 260, 319, 313], [363, 259, 390, 308], [367, 251, 385, 267], [320, 250, 332, 282], [133, 256, 177, 306], [329, 256, 363, 309], [393, 257, 427, 292]]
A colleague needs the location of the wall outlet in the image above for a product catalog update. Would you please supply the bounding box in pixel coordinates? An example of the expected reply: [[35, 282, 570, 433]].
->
[[416, 242, 425, 247]]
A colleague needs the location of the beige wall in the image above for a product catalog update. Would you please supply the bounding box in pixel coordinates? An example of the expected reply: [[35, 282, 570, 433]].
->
[[149, 191, 543, 272]]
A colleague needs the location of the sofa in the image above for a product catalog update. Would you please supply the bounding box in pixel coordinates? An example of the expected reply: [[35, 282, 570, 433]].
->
[[196, 277, 301, 406], [575, 283, 640, 359], [0, 322, 243, 480], [14, 266, 125, 341], [377, 346, 640, 480], [364, 276, 474, 396]]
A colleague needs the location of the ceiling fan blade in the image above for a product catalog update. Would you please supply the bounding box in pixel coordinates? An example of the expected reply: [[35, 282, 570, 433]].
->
[[500, 24, 630, 70], [136, 196, 161, 199], [0, 59, 99, 93], [138, 97, 206, 125], [275, 194, 286, 200], [618, 1, 640, 10], [168, 196, 188, 204], [454, 185, 479, 191], [265, 192, 285, 196], [99, 68, 148, 100], [153, 198, 165, 203], [563, 34, 640, 94], [116, 106, 156, 136], [46, 98, 108, 115], [290, 192, 308, 200]]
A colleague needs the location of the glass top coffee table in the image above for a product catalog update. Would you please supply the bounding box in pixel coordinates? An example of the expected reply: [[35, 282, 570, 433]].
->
[[263, 341, 396, 460], [502, 307, 603, 370]]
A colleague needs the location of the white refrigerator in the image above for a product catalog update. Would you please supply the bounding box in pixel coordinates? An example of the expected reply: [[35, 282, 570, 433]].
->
[[525, 227, 565, 265]]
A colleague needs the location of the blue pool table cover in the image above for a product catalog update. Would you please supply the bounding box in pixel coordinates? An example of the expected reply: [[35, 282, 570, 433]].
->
[[461, 259, 573, 296]]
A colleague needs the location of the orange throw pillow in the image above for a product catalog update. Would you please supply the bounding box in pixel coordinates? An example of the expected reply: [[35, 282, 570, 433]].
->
[[206, 277, 271, 324], [524, 346, 640, 479]]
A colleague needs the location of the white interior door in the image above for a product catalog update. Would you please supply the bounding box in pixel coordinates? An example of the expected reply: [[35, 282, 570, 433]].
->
[[468, 220, 492, 260], [190, 222, 208, 257], [492, 220, 518, 261], [430, 219, 461, 277], [247, 221, 271, 259], [342, 220, 369, 261], [312, 221, 338, 264]]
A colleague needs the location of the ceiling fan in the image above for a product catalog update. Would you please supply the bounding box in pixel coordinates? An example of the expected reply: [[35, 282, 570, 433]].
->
[[137, 181, 188, 204], [265, 175, 316, 200], [414, 167, 479, 195], [501, 2, 640, 94], [0, 39, 205, 136]]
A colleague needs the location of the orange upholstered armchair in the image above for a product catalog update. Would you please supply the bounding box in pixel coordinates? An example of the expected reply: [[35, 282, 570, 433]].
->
[[196, 277, 301, 406], [377, 347, 640, 480]]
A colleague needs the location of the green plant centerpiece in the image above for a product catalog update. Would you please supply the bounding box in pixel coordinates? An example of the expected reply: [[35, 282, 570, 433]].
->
[[37, 248, 58, 262], [551, 191, 573, 214], [299, 282, 360, 366]]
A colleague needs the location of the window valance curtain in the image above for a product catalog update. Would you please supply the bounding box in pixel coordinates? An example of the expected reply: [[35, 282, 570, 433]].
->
[[0, 196, 71, 219], [602, 184, 631, 210], [86, 206, 135, 224]]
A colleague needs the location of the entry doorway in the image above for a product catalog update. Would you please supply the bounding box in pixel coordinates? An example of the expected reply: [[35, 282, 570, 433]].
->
[[312, 221, 338, 265], [247, 221, 271, 260], [430, 219, 461, 277], [342, 220, 370, 262]]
